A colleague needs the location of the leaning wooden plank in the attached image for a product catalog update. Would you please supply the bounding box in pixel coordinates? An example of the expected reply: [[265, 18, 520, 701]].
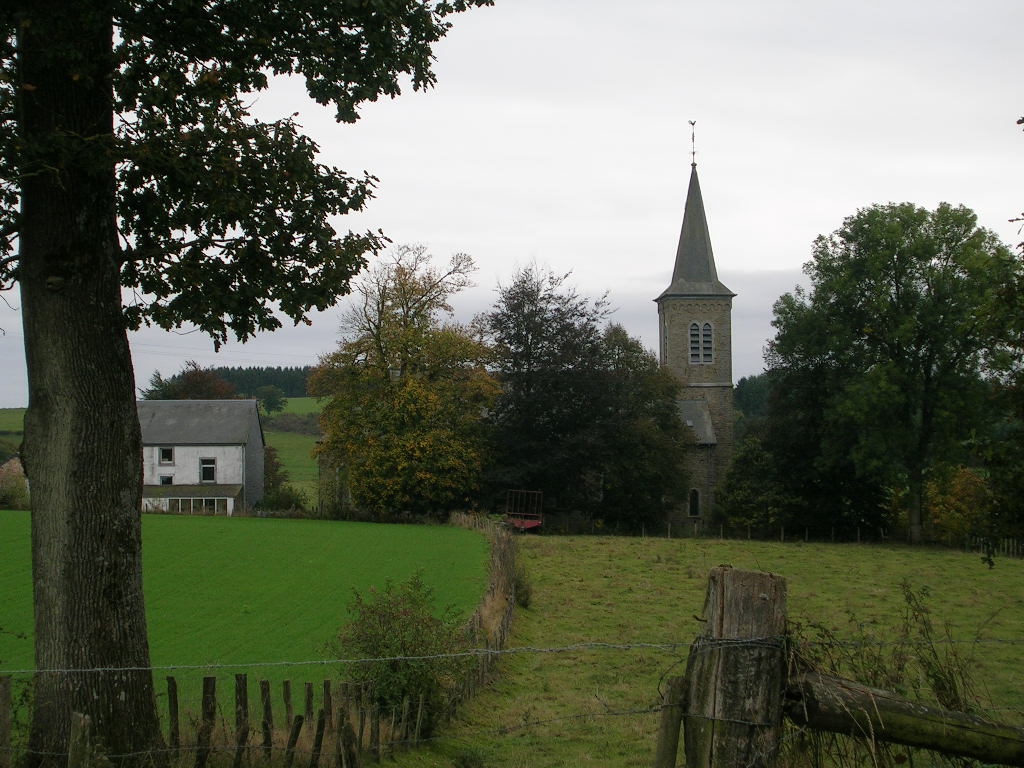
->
[[787, 671, 1024, 766]]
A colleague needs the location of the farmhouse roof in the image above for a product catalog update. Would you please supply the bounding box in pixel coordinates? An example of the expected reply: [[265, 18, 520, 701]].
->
[[657, 163, 734, 300], [137, 399, 262, 445], [678, 400, 717, 445]]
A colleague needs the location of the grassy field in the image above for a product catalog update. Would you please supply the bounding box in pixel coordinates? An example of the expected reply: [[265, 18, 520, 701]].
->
[[0, 407, 24, 460], [5, 514, 1022, 766], [392, 535, 1024, 768], [0, 512, 489, 710], [277, 396, 321, 416]]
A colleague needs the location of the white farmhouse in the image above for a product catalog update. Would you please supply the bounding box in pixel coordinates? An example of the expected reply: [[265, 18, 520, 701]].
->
[[137, 399, 265, 515]]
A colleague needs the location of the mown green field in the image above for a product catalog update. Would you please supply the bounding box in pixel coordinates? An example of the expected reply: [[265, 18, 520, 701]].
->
[[278, 396, 322, 416], [264, 396, 322, 503], [0, 512, 489, 711], [263, 429, 319, 501], [0, 408, 24, 460], [393, 535, 1024, 768]]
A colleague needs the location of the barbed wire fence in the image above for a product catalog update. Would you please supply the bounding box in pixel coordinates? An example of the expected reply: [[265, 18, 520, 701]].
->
[[2, 631, 1024, 767]]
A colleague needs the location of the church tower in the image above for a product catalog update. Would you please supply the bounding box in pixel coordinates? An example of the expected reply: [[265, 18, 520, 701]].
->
[[655, 161, 735, 522]]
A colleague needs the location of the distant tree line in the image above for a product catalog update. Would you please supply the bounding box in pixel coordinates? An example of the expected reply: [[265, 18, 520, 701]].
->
[[209, 365, 313, 398]]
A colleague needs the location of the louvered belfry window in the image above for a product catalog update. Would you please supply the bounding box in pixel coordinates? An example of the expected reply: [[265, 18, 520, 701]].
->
[[702, 322, 713, 363], [689, 323, 700, 363]]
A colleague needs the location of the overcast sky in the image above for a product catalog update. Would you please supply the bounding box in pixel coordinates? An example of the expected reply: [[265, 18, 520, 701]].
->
[[2, 0, 1022, 407]]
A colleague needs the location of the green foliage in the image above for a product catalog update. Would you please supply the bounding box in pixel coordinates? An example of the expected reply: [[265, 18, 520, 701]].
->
[[333, 572, 468, 737], [140, 360, 237, 400], [0, 460, 29, 510], [312, 246, 499, 519], [756, 202, 1021, 542], [481, 267, 688, 529], [263, 430, 319, 502], [260, 445, 308, 513], [253, 385, 287, 415]]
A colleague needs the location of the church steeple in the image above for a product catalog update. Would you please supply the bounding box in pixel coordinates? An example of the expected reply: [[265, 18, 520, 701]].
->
[[658, 163, 734, 299]]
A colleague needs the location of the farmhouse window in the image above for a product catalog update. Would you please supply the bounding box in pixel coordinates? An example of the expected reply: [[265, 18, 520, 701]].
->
[[159, 447, 174, 464], [200, 458, 217, 483], [159, 475, 173, 485]]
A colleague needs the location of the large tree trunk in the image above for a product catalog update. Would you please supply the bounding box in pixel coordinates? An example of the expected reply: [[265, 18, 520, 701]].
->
[[17, 3, 165, 766]]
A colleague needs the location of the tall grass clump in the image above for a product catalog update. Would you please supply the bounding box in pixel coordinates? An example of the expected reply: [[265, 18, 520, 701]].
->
[[333, 572, 468, 738], [785, 580, 991, 768]]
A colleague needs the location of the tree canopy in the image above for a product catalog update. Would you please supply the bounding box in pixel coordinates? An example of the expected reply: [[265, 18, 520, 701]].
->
[[2, 2, 490, 764], [481, 267, 689, 530], [747, 202, 1020, 543], [310, 246, 499, 519]]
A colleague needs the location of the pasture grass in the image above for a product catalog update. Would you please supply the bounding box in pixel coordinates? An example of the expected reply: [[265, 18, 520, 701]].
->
[[395, 535, 1024, 768], [262, 429, 319, 501], [0, 512, 489, 713], [278, 397, 321, 416], [0, 408, 24, 433]]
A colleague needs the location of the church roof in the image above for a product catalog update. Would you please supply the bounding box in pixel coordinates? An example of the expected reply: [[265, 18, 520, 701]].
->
[[678, 400, 717, 445], [658, 164, 734, 300]]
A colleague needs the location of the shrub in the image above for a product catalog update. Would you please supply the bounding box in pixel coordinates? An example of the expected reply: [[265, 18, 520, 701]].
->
[[0, 461, 29, 510], [333, 572, 467, 737]]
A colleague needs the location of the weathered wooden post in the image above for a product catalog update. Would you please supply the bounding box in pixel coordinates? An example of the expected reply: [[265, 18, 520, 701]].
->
[[682, 567, 787, 768], [67, 713, 92, 768], [195, 676, 217, 768], [0, 676, 12, 768], [166, 676, 180, 753], [259, 679, 273, 758], [233, 673, 249, 768]]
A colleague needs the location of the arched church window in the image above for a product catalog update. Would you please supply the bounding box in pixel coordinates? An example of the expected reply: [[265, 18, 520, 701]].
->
[[688, 488, 701, 517], [689, 323, 700, 364], [702, 322, 713, 363]]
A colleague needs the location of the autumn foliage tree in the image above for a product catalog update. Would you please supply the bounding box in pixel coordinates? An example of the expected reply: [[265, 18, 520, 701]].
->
[[2, 2, 489, 764], [310, 246, 499, 519]]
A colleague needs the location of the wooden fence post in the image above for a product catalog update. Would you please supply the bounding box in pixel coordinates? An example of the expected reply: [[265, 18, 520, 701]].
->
[[652, 676, 686, 768], [682, 566, 787, 768], [283, 680, 294, 730], [166, 676, 180, 753], [305, 682, 315, 728], [67, 712, 92, 768], [195, 676, 217, 768], [322, 681, 333, 732], [260, 680, 273, 758], [308, 709, 326, 768], [0, 676, 11, 768], [234, 673, 249, 768], [283, 714, 304, 768]]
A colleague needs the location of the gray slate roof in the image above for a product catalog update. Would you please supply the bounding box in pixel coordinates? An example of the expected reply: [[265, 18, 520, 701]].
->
[[658, 164, 735, 300], [137, 400, 262, 445]]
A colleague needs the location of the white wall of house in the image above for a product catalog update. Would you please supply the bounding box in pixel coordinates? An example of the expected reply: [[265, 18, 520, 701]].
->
[[142, 444, 247, 487]]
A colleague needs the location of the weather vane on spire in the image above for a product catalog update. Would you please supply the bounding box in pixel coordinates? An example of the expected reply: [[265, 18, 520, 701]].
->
[[689, 120, 697, 166]]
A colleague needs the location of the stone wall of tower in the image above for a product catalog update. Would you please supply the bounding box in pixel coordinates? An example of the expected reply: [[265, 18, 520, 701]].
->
[[658, 295, 735, 522]]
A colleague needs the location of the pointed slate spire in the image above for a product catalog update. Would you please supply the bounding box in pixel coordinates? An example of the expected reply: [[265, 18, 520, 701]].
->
[[658, 163, 734, 299]]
